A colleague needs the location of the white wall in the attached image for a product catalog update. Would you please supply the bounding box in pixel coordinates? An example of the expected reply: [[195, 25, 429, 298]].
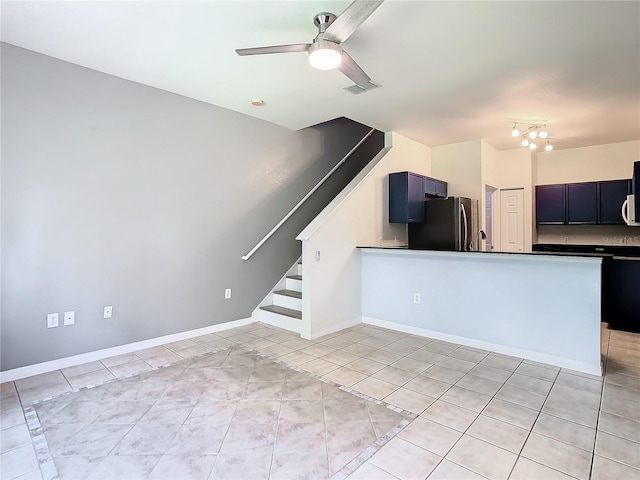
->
[[297, 133, 431, 339], [431, 139, 482, 201], [362, 249, 602, 375], [536, 140, 639, 184]]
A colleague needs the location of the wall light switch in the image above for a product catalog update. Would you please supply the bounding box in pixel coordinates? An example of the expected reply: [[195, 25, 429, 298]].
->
[[47, 313, 59, 328], [413, 293, 421, 304], [103, 306, 112, 319], [63, 311, 75, 326]]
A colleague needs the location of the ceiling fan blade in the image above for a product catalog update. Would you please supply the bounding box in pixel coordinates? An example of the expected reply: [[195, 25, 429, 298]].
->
[[338, 51, 371, 87], [324, 0, 384, 43], [236, 44, 310, 56]]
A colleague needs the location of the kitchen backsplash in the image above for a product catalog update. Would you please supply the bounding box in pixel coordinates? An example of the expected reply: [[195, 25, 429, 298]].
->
[[537, 225, 640, 246]]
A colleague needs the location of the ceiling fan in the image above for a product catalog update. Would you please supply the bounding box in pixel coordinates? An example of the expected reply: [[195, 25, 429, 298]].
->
[[235, 0, 383, 94]]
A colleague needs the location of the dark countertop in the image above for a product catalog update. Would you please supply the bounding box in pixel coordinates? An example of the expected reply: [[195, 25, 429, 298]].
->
[[358, 244, 640, 260], [357, 245, 606, 259], [533, 243, 640, 259]]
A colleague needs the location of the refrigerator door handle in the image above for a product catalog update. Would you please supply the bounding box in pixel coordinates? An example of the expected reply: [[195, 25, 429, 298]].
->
[[622, 198, 629, 225], [460, 203, 468, 251]]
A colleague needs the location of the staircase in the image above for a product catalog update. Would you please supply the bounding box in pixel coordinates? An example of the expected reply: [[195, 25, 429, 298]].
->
[[257, 261, 303, 333]]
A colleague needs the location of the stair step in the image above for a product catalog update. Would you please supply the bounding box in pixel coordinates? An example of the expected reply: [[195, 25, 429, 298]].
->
[[274, 289, 302, 299], [259, 305, 302, 320], [287, 275, 302, 280]]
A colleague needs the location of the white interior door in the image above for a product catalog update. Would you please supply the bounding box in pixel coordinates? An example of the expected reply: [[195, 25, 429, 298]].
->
[[500, 188, 524, 253]]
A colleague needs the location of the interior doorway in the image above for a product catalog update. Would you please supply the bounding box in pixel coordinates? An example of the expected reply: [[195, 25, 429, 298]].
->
[[484, 185, 498, 251], [500, 188, 525, 253]]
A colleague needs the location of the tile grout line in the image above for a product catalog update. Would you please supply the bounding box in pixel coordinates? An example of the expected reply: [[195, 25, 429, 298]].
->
[[503, 365, 561, 480], [23, 405, 59, 480]]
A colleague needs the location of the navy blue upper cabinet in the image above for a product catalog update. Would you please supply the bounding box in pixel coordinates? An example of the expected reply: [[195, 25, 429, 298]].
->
[[389, 172, 425, 223], [567, 182, 598, 224], [424, 176, 448, 198], [423, 177, 436, 196], [536, 184, 566, 224], [435, 179, 448, 197], [599, 179, 631, 224]]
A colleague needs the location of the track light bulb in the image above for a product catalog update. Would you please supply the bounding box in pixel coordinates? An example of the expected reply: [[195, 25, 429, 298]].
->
[[528, 129, 538, 139], [521, 137, 529, 147], [539, 125, 548, 139], [545, 141, 553, 151], [511, 124, 520, 138], [529, 142, 537, 150]]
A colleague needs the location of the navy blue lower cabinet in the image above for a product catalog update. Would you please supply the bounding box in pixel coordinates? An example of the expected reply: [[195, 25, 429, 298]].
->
[[602, 257, 640, 333], [389, 172, 425, 223]]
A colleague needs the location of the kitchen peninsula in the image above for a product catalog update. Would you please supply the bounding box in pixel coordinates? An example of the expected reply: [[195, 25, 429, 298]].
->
[[360, 248, 602, 375]]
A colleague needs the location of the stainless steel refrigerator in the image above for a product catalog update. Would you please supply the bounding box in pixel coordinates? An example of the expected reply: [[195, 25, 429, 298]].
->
[[408, 197, 477, 251]]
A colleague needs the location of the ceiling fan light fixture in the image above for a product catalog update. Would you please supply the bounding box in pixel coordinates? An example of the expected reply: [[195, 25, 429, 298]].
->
[[308, 40, 342, 70]]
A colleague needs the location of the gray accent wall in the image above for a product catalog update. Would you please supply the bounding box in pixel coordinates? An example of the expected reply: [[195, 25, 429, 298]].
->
[[0, 44, 383, 370]]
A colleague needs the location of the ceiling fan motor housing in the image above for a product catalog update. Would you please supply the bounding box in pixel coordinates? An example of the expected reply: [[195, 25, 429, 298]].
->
[[313, 12, 337, 33]]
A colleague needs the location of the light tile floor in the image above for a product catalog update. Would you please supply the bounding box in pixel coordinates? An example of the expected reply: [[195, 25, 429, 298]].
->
[[1, 322, 639, 480]]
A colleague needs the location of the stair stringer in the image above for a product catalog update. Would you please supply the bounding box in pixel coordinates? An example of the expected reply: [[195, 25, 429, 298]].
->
[[251, 258, 302, 334]]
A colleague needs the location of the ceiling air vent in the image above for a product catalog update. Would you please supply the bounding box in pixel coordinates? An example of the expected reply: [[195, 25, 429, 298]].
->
[[344, 81, 381, 95]]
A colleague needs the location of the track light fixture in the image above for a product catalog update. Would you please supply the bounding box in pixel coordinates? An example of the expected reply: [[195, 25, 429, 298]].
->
[[508, 120, 554, 152]]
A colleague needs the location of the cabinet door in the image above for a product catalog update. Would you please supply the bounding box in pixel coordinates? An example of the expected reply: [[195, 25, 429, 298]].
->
[[424, 177, 437, 196], [536, 184, 566, 224], [599, 179, 630, 224], [406, 173, 425, 223], [435, 180, 448, 198], [567, 182, 598, 224], [388, 172, 425, 223]]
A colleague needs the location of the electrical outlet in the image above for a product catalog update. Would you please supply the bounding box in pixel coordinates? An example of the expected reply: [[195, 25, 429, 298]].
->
[[225, 288, 232, 299], [413, 293, 421, 304], [63, 311, 75, 326], [564, 236, 569, 243], [315, 250, 321, 262], [47, 313, 59, 328], [103, 306, 112, 319]]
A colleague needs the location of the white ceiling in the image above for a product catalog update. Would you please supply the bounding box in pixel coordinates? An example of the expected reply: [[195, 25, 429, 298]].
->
[[2, 1, 639, 151]]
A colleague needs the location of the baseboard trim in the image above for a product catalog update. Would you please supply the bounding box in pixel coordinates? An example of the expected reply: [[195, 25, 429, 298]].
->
[[0, 317, 254, 383], [362, 316, 602, 376], [306, 317, 362, 340]]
